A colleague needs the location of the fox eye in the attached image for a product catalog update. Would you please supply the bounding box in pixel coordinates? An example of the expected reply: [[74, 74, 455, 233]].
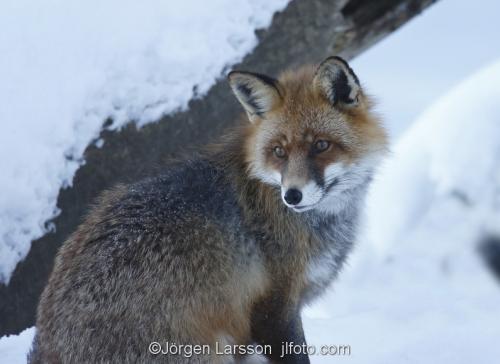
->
[[314, 140, 330, 153], [273, 146, 286, 158]]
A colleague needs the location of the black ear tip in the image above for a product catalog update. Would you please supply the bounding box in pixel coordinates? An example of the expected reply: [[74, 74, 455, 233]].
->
[[332, 55, 349, 64], [318, 55, 360, 87], [318, 55, 345, 66], [227, 70, 239, 82], [227, 71, 256, 85], [227, 70, 249, 80], [315, 55, 361, 106]]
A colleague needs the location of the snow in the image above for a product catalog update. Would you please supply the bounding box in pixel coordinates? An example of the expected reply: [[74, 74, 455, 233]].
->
[[0, 0, 289, 283], [351, 0, 500, 140], [303, 59, 500, 363], [0, 328, 35, 364]]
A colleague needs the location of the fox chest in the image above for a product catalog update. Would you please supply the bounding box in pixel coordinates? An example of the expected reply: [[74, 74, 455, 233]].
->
[[259, 212, 357, 303], [306, 248, 340, 286], [300, 220, 355, 302], [297, 245, 343, 302], [265, 237, 350, 304]]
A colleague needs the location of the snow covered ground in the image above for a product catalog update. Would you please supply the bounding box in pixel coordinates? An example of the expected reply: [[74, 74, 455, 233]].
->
[[304, 59, 500, 363], [0, 0, 288, 283], [0, 328, 35, 364]]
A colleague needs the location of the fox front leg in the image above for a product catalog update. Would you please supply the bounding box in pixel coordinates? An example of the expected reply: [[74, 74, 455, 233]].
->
[[251, 304, 310, 364]]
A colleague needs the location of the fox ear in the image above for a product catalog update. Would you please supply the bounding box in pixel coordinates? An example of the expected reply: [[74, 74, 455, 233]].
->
[[228, 71, 281, 122], [314, 56, 361, 107]]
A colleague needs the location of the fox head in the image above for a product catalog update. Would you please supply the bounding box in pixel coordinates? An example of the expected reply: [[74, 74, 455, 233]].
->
[[228, 56, 387, 213]]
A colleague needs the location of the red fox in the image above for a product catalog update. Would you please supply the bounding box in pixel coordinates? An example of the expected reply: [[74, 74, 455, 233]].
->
[[30, 56, 387, 363]]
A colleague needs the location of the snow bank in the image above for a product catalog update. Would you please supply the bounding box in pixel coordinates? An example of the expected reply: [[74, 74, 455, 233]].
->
[[351, 0, 500, 139], [0, 0, 288, 283], [0, 328, 35, 364], [304, 59, 500, 363], [366, 59, 500, 252]]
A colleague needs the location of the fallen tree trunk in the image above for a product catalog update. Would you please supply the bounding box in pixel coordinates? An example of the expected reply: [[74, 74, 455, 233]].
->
[[0, 0, 437, 335]]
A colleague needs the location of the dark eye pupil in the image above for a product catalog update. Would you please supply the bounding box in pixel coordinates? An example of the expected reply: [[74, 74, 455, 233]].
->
[[315, 140, 329, 152], [274, 146, 285, 157]]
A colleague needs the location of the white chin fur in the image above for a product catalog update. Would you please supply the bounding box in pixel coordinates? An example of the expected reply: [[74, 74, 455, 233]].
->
[[291, 205, 316, 213]]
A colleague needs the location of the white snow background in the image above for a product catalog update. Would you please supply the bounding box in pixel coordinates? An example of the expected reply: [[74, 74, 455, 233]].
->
[[2, 0, 500, 363], [0, 0, 289, 284], [0, 328, 35, 364]]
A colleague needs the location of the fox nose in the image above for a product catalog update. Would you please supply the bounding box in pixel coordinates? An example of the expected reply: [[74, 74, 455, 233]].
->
[[284, 188, 302, 205]]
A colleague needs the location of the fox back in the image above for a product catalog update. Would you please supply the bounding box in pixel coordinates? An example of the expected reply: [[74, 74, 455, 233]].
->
[[31, 56, 387, 364]]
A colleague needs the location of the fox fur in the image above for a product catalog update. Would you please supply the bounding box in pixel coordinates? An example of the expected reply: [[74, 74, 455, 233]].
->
[[30, 56, 387, 364]]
